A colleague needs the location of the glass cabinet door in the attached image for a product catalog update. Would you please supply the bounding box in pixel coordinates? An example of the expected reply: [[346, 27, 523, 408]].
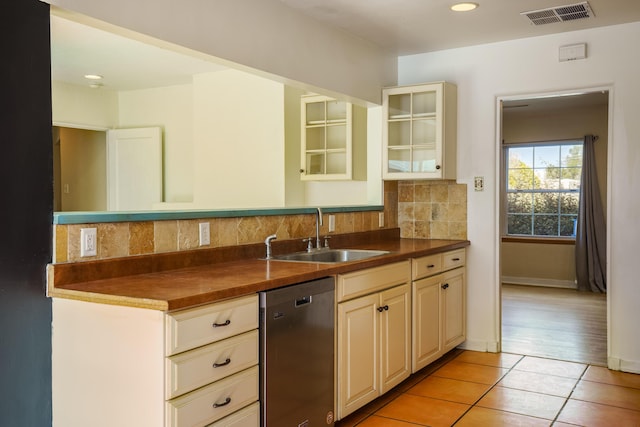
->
[[382, 82, 455, 180], [386, 88, 439, 174], [301, 96, 352, 180]]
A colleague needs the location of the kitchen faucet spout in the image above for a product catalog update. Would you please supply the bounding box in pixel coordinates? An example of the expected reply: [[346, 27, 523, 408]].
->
[[264, 234, 277, 259]]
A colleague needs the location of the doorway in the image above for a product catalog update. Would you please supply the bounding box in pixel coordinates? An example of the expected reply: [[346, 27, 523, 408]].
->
[[53, 125, 163, 212], [53, 126, 107, 211], [497, 89, 610, 366]]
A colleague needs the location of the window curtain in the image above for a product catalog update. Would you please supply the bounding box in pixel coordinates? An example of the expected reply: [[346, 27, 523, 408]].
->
[[575, 134, 606, 293]]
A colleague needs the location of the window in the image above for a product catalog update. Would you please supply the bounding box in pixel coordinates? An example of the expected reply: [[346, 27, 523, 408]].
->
[[505, 141, 583, 237]]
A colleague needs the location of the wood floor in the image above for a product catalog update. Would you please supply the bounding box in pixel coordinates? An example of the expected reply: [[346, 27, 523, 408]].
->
[[501, 284, 607, 366]]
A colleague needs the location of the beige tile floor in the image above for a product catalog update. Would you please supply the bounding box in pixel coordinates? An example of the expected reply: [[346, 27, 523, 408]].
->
[[336, 350, 640, 427]]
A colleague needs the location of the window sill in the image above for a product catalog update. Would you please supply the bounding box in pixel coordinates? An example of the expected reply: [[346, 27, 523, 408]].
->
[[502, 236, 576, 245]]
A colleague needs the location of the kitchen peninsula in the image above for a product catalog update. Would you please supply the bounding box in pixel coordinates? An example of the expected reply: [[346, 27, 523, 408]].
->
[[48, 229, 469, 426]]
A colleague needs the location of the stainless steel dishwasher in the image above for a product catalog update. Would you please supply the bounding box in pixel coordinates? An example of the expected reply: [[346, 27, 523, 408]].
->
[[260, 277, 335, 426]]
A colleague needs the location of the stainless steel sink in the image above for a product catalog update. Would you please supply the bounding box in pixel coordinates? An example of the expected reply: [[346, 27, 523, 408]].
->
[[268, 249, 390, 264]]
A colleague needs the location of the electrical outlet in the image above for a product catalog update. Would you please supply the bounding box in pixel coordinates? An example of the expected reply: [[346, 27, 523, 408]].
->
[[199, 222, 210, 246], [379, 212, 385, 228], [328, 215, 335, 232], [80, 228, 97, 257]]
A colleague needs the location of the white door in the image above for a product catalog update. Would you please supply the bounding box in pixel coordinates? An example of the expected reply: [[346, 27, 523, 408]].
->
[[107, 127, 162, 211]]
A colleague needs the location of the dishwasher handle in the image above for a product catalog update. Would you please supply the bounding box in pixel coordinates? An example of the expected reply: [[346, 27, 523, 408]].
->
[[295, 296, 312, 307]]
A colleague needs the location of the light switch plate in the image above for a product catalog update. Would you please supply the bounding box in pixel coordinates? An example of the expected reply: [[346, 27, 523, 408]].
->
[[328, 215, 336, 232]]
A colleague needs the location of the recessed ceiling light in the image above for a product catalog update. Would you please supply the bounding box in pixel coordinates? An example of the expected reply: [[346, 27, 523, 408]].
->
[[451, 2, 478, 12], [84, 74, 103, 80]]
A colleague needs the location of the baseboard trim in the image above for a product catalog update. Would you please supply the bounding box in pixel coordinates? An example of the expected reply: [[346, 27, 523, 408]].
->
[[608, 357, 640, 374], [458, 340, 500, 353], [502, 276, 576, 289]]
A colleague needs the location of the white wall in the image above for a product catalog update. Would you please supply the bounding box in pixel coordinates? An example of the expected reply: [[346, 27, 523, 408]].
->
[[54, 70, 381, 210], [398, 22, 640, 373], [192, 70, 285, 209], [45, 0, 396, 104], [119, 85, 193, 203], [52, 80, 118, 128]]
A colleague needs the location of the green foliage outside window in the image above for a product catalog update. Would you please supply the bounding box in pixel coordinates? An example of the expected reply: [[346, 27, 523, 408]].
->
[[505, 143, 582, 237]]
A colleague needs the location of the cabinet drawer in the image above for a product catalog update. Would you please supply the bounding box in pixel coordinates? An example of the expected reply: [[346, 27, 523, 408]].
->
[[412, 253, 443, 280], [207, 401, 259, 427], [442, 249, 465, 271], [166, 330, 259, 399], [337, 261, 410, 302], [166, 294, 258, 356], [166, 366, 259, 427]]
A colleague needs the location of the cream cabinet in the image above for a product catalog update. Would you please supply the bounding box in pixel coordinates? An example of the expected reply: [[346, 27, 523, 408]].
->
[[300, 95, 367, 181], [411, 249, 466, 372], [382, 82, 457, 180], [336, 261, 411, 420], [165, 295, 260, 427], [52, 294, 259, 427]]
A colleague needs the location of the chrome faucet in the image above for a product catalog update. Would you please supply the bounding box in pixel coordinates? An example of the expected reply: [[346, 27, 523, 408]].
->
[[315, 208, 323, 250], [264, 234, 277, 259]]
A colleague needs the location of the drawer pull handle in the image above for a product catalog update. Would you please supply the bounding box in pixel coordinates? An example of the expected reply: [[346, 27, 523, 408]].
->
[[212, 358, 231, 368], [212, 319, 231, 328], [442, 283, 449, 290], [427, 264, 435, 268], [213, 397, 231, 408], [451, 257, 461, 261]]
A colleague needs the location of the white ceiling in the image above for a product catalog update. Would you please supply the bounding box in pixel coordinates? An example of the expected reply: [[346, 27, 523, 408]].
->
[[503, 91, 609, 116], [276, 0, 640, 55], [50, 15, 228, 91], [51, 1, 639, 95]]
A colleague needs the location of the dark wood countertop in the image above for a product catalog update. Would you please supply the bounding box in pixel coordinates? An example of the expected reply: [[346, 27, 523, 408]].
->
[[48, 231, 469, 312]]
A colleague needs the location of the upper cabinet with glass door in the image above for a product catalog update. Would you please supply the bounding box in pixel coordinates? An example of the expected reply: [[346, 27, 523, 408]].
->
[[301, 95, 353, 180], [382, 82, 457, 180]]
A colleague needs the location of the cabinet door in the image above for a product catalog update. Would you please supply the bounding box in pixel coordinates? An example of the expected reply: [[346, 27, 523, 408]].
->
[[379, 284, 411, 393], [382, 82, 457, 180], [301, 95, 352, 181], [441, 267, 466, 352], [412, 275, 442, 372], [337, 293, 379, 419]]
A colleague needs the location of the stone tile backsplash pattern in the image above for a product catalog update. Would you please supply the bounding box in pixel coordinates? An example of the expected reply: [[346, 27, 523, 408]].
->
[[398, 180, 467, 240], [55, 180, 466, 263], [57, 211, 381, 263]]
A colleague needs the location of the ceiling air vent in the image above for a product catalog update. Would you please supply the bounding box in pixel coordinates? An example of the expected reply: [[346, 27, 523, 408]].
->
[[521, 1, 594, 26]]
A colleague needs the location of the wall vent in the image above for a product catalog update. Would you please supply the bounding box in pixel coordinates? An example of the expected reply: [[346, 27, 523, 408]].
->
[[521, 1, 594, 26]]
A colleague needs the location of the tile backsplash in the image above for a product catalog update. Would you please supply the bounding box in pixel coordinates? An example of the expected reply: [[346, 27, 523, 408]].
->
[[396, 180, 467, 240], [55, 211, 386, 263], [54, 180, 466, 263]]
